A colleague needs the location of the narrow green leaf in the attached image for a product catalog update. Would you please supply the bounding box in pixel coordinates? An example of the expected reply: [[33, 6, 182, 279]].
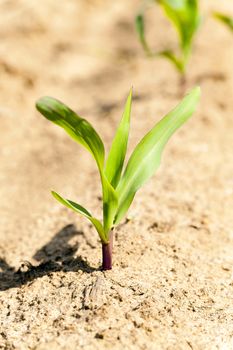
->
[[105, 89, 132, 188], [114, 87, 200, 224], [158, 50, 184, 73], [158, 0, 200, 58], [135, 14, 152, 56], [36, 97, 105, 170], [135, 14, 145, 43], [51, 191, 108, 243], [213, 12, 233, 32]]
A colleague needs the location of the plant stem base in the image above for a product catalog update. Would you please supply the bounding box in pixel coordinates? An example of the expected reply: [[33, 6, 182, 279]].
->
[[102, 230, 113, 270]]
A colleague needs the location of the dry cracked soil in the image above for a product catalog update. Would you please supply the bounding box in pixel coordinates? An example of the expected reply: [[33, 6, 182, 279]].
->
[[0, 1, 233, 349]]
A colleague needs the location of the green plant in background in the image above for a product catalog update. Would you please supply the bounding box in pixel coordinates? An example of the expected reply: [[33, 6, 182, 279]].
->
[[213, 12, 233, 32], [36, 87, 200, 270], [136, 0, 201, 75]]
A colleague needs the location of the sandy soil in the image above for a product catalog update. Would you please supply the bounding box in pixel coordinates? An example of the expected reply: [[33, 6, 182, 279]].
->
[[0, 0, 233, 349]]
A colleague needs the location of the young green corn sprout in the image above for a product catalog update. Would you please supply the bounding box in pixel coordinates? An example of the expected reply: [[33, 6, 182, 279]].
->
[[36, 87, 200, 270], [213, 12, 233, 32], [136, 0, 201, 75]]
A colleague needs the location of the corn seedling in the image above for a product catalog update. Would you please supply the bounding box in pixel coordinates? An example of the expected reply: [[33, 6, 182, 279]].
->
[[36, 87, 200, 270], [136, 0, 201, 75], [213, 12, 233, 32]]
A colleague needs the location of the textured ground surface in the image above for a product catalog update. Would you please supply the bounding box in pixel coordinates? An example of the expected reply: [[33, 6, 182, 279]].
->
[[0, 0, 233, 349]]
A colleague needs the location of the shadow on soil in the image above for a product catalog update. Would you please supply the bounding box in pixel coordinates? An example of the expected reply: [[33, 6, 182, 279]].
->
[[0, 224, 98, 291]]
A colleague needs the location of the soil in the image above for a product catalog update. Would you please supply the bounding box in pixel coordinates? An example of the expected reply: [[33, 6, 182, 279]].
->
[[0, 1, 233, 349]]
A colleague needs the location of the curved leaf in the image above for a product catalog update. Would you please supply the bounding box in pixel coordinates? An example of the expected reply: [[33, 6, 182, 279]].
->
[[36, 97, 105, 169], [105, 89, 132, 188], [114, 86, 200, 224], [51, 191, 108, 243], [158, 50, 184, 73], [158, 0, 200, 56], [135, 14, 152, 57], [213, 12, 233, 32], [36, 96, 118, 239]]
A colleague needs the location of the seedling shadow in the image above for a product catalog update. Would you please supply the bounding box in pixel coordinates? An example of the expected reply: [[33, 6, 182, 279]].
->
[[0, 224, 98, 291]]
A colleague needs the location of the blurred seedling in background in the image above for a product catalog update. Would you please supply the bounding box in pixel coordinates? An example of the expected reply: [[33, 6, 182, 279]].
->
[[136, 0, 201, 78], [213, 12, 233, 32], [36, 87, 200, 270]]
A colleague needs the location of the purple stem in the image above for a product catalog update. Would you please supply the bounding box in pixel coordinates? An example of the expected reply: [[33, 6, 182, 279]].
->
[[102, 230, 113, 270]]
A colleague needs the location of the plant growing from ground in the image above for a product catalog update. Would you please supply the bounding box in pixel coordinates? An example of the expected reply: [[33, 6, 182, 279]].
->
[[36, 87, 200, 270], [136, 0, 201, 75], [213, 12, 233, 32]]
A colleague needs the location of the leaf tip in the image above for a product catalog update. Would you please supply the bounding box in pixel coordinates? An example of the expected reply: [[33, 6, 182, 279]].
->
[[35, 97, 44, 112], [35, 96, 54, 115], [51, 190, 58, 198], [190, 86, 201, 100], [129, 86, 133, 98]]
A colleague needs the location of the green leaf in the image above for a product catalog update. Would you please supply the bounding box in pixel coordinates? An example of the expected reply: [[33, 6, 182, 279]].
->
[[158, 0, 200, 57], [135, 0, 200, 73], [135, 14, 145, 44], [213, 12, 233, 32], [36, 97, 105, 170], [36, 96, 118, 240], [114, 86, 200, 224], [51, 191, 108, 243], [105, 89, 132, 188], [135, 14, 152, 56], [158, 50, 185, 73]]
